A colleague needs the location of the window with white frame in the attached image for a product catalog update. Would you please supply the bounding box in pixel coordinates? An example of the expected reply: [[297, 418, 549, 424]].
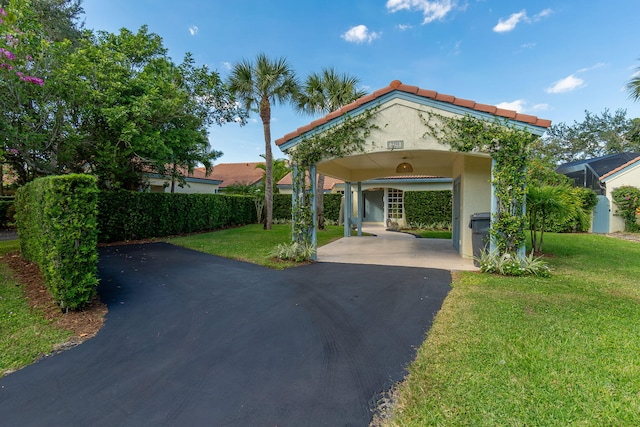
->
[[387, 188, 403, 220]]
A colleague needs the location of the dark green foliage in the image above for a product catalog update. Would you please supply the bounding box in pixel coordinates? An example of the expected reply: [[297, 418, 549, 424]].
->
[[15, 174, 99, 311], [611, 186, 640, 232], [404, 191, 452, 225], [97, 191, 257, 242], [545, 187, 598, 233], [322, 193, 342, 222], [0, 197, 14, 229], [273, 193, 342, 222], [273, 194, 292, 221]]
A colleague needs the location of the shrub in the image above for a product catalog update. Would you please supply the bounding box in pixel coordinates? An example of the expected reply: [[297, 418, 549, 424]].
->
[[97, 191, 257, 242], [269, 241, 316, 262], [273, 193, 342, 222], [611, 186, 640, 232], [477, 249, 551, 277], [15, 175, 99, 311], [404, 191, 452, 225], [0, 196, 14, 229]]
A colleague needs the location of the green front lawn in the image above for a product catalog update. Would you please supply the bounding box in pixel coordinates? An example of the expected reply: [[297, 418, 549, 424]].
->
[[166, 224, 346, 269], [381, 233, 640, 426], [0, 240, 71, 376]]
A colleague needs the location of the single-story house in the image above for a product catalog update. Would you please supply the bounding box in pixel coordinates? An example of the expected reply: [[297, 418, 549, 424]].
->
[[147, 168, 221, 194], [276, 80, 551, 258], [147, 162, 266, 194], [277, 172, 452, 228], [557, 152, 640, 233]]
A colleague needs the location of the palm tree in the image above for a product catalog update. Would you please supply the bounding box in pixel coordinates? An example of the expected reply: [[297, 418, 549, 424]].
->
[[296, 68, 367, 229], [228, 54, 298, 230], [255, 155, 291, 194], [627, 61, 640, 101]]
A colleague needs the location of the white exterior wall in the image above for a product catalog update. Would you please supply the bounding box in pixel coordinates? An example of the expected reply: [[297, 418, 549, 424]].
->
[[604, 165, 640, 232]]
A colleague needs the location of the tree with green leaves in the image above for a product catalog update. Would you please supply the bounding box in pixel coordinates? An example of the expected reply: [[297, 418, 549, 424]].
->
[[534, 109, 640, 164], [296, 67, 366, 229], [255, 154, 290, 194], [228, 53, 298, 230], [527, 185, 588, 253]]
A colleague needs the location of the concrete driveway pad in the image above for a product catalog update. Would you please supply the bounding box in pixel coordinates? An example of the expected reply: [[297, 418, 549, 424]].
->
[[0, 242, 451, 426]]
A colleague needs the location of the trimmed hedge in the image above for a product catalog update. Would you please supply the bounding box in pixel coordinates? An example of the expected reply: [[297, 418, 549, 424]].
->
[[97, 191, 257, 242], [404, 190, 452, 225], [15, 175, 99, 311], [273, 193, 342, 222]]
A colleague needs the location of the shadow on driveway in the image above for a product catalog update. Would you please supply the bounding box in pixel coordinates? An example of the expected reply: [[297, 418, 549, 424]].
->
[[0, 243, 451, 426]]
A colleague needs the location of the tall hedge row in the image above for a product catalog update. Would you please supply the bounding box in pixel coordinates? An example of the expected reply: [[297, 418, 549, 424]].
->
[[404, 190, 452, 225], [273, 193, 342, 222], [97, 191, 257, 242], [15, 175, 99, 311]]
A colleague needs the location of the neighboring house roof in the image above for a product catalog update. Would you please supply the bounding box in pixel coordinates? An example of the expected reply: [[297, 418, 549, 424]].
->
[[556, 152, 640, 178], [277, 172, 450, 191], [147, 167, 221, 185], [600, 155, 640, 182], [276, 79, 551, 147], [208, 162, 265, 188]]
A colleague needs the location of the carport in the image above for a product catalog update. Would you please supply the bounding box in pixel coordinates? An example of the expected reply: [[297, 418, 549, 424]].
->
[[276, 80, 550, 259]]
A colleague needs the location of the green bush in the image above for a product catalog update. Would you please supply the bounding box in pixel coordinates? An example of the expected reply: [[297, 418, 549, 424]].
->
[[404, 190, 452, 225], [273, 193, 343, 222], [545, 187, 598, 233], [97, 191, 257, 242], [0, 196, 14, 229], [15, 175, 99, 311]]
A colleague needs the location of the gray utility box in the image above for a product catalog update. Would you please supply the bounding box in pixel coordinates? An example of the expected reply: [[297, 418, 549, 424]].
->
[[469, 212, 491, 266]]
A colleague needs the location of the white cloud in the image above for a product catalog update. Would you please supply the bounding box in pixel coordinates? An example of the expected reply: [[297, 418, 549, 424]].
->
[[342, 25, 380, 43], [534, 8, 553, 20], [493, 8, 552, 33], [532, 103, 549, 112], [221, 61, 232, 71], [496, 99, 526, 112], [521, 42, 536, 49], [545, 75, 585, 93], [397, 24, 413, 31], [493, 10, 526, 33], [386, 0, 455, 24], [577, 62, 605, 73], [188, 25, 198, 36]]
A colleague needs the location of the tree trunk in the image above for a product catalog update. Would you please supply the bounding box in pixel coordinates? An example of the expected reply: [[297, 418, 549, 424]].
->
[[316, 173, 325, 230], [260, 96, 273, 230]]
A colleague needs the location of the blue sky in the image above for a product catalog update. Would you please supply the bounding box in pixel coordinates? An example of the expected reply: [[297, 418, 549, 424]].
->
[[82, 0, 640, 164]]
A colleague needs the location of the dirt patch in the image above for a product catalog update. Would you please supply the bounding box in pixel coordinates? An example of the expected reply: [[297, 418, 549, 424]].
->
[[606, 232, 640, 243], [2, 252, 107, 347]]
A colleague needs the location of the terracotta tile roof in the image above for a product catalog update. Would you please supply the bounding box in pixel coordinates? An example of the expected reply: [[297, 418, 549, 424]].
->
[[276, 80, 552, 146], [600, 155, 640, 181], [277, 172, 343, 191], [189, 167, 219, 181], [208, 162, 265, 188]]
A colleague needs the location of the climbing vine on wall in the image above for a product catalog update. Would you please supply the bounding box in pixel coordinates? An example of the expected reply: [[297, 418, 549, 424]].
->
[[280, 108, 378, 258], [422, 113, 539, 255]]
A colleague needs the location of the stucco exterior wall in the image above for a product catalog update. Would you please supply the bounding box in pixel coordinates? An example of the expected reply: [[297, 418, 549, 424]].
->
[[603, 165, 640, 232], [453, 154, 492, 258]]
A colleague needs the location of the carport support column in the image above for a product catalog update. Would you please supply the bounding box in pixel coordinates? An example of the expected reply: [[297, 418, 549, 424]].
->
[[356, 182, 363, 236], [344, 182, 352, 237], [310, 165, 318, 260], [490, 159, 497, 253]]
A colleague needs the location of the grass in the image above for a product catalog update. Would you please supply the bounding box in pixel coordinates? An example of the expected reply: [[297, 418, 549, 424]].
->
[[0, 240, 71, 377], [409, 230, 452, 239], [166, 224, 346, 269], [381, 233, 640, 426]]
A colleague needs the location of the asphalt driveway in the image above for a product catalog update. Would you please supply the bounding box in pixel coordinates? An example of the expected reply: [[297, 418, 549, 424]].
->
[[0, 243, 451, 426]]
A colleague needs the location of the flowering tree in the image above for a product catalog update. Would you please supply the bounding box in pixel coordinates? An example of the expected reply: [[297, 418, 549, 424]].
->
[[0, 5, 44, 86]]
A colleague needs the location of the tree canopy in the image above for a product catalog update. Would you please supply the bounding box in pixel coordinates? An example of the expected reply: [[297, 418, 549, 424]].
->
[[1, 0, 244, 190], [534, 109, 640, 164]]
